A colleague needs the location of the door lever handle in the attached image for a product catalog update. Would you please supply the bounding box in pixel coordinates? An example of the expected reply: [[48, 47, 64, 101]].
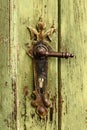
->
[[34, 45, 74, 58], [26, 18, 74, 118]]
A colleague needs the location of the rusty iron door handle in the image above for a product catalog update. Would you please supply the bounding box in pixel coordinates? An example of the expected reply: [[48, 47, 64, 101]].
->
[[26, 18, 74, 118], [33, 44, 74, 58]]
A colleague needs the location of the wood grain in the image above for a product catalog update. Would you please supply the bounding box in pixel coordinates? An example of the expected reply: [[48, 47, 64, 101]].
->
[[1, 0, 87, 130], [61, 0, 87, 130], [16, 0, 58, 130], [0, 0, 17, 129]]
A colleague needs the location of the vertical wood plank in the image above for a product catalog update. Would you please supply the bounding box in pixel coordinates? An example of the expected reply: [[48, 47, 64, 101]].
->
[[16, 0, 58, 130], [61, 0, 87, 130], [0, 0, 17, 129], [9, 0, 19, 129]]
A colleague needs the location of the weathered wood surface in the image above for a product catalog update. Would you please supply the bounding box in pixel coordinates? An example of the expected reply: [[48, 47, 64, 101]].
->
[[1, 0, 87, 130], [16, 0, 58, 130], [61, 0, 87, 130], [1, 0, 58, 129], [0, 0, 18, 130]]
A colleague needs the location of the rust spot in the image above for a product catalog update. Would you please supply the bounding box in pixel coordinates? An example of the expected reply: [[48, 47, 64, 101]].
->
[[44, 5, 47, 8], [23, 97, 27, 130], [58, 85, 63, 130], [50, 107, 54, 122], [23, 86, 29, 130], [31, 113, 35, 119], [5, 81, 8, 86], [54, 95, 57, 113], [12, 78, 17, 122], [46, 115, 48, 122], [23, 86, 28, 96], [17, 45, 20, 61], [4, 112, 17, 129]]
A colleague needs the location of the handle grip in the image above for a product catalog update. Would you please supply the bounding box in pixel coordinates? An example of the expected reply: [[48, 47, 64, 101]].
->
[[34, 46, 74, 58]]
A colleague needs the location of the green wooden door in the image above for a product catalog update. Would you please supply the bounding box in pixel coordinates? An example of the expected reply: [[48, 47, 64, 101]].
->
[[0, 0, 87, 130]]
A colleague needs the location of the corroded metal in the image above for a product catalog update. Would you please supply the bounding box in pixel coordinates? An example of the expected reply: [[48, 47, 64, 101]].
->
[[26, 18, 74, 118]]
